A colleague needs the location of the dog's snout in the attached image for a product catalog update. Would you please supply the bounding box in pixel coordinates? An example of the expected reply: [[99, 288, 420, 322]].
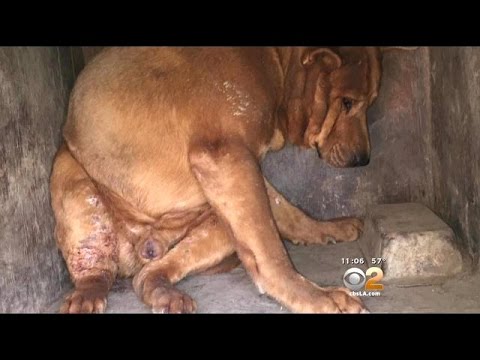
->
[[320, 145, 371, 168], [351, 153, 370, 167]]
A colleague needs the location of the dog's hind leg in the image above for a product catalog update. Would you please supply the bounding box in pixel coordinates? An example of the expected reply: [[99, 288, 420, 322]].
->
[[133, 214, 236, 313], [50, 144, 118, 313], [265, 179, 363, 245]]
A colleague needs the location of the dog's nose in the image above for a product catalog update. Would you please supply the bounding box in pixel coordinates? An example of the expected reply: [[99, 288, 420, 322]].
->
[[350, 153, 370, 167]]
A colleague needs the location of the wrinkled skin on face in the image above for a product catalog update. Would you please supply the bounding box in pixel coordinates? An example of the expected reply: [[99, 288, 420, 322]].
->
[[298, 47, 382, 168]]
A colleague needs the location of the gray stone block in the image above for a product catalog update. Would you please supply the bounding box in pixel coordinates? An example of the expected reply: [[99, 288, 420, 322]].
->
[[359, 203, 463, 285]]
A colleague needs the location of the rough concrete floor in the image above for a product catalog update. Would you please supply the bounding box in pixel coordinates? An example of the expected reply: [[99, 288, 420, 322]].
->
[[47, 241, 480, 313]]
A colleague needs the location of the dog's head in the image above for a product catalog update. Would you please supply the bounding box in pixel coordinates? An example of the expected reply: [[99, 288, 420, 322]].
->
[[298, 47, 383, 168], [287, 47, 415, 168]]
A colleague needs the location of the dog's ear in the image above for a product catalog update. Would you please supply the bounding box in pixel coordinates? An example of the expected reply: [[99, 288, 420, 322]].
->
[[381, 46, 419, 53], [301, 48, 342, 72]]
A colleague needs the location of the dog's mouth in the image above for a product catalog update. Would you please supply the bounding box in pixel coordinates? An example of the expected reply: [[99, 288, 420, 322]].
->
[[317, 144, 370, 168]]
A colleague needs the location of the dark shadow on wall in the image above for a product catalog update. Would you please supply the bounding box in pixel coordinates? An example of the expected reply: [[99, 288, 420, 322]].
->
[[429, 48, 480, 267], [0, 47, 81, 312]]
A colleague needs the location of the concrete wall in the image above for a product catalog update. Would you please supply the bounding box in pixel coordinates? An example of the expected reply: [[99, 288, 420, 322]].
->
[[0, 47, 81, 312], [429, 47, 480, 265]]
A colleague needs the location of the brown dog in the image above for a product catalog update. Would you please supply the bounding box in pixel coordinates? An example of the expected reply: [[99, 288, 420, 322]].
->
[[51, 47, 394, 313]]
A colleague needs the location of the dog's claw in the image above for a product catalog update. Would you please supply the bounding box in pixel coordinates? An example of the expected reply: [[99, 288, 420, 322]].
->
[[326, 236, 337, 244]]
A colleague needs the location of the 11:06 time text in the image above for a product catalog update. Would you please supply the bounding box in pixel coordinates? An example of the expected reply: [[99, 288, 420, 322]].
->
[[341, 258, 386, 265]]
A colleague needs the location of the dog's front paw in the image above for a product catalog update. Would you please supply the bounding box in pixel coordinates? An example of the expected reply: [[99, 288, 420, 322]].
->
[[294, 285, 367, 313], [328, 217, 364, 242], [323, 287, 367, 313]]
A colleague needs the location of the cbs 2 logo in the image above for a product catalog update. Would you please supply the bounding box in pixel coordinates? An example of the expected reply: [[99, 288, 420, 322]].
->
[[343, 267, 384, 291]]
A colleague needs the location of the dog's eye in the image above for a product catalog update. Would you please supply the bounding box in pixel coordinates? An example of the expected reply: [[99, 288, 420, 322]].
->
[[342, 97, 353, 113]]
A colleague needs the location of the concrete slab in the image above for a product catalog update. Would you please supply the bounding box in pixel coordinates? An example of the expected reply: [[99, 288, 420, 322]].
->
[[359, 203, 463, 285]]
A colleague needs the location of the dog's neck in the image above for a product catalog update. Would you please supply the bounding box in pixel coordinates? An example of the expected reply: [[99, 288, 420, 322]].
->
[[273, 47, 313, 147]]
